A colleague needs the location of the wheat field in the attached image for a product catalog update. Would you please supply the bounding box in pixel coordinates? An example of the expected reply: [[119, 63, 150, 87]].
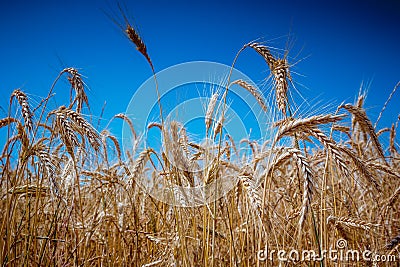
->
[[0, 14, 399, 267]]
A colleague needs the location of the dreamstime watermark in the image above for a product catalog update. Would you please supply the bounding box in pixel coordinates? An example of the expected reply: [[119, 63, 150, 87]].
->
[[122, 61, 272, 207], [257, 239, 398, 264]]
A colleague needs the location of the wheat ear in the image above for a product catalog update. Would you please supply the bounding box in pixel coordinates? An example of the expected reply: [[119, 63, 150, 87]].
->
[[205, 93, 218, 136], [327, 215, 379, 231], [274, 114, 346, 135], [117, 4, 154, 72], [339, 146, 380, 192], [291, 148, 314, 234], [101, 130, 122, 162], [231, 79, 268, 113], [274, 115, 350, 177], [239, 175, 263, 218], [389, 123, 397, 154], [341, 104, 386, 162], [114, 113, 137, 139], [248, 42, 289, 115], [11, 89, 33, 131], [33, 144, 60, 197], [59, 106, 100, 151], [55, 110, 79, 154], [64, 67, 89, 113], [130, 148, 154, 184]]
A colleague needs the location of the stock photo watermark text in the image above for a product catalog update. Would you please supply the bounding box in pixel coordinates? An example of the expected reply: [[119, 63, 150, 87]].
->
[[257, 239, 398, 264]]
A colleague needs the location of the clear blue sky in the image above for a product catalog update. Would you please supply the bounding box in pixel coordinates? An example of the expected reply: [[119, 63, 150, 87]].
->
[[0, 0, 399, 136]]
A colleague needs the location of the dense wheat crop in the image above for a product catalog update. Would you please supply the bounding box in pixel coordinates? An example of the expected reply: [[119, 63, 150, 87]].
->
[[0, 12, 399, 267]]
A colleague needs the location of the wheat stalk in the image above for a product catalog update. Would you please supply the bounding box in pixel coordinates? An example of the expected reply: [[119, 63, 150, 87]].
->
[[147, 122, 162, 130], [178, 126, 190, 156], [306, 127, 349, 177], [266, 147, 314, 235], [272, 59, 290, 116], [376, 127, 390, 137], [375, 81, 399, 128], [8, 184, 49, 197], [264, 147, 293, 178]]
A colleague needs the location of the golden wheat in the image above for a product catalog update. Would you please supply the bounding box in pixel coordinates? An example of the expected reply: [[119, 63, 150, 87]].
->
[[248, 42, 290, 115], [0, 19, 398, 267], [11, 89, 33, 131]]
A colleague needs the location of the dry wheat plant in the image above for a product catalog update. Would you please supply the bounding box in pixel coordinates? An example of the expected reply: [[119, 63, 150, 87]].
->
[[1, 11, 399, 267]]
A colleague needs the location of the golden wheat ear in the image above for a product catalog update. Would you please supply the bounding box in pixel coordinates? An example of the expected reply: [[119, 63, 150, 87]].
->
[[103, 4, 154, 72], [231, 80, 268, 113], [247, 42, 289, 116], [205, 93, 218, 136], [116, 4, 154, 72], [340, 103, 386, 162], [11, 89, 33, 131], [63, 67, 89, 113], [108, 4, 163, 124]]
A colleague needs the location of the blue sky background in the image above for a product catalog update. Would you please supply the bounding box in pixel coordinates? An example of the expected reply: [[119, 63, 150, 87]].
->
[[0, 0, 399, 141]]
